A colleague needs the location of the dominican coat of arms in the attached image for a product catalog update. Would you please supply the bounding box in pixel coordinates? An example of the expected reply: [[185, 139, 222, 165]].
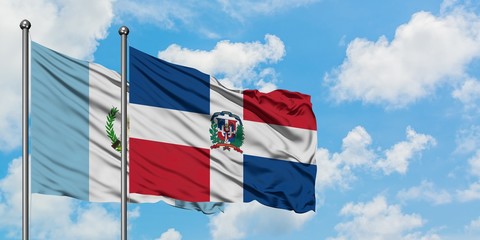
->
[[209, 111, 244, 153]]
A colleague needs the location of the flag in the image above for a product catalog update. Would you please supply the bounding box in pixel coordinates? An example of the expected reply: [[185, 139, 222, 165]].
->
[[129, 47, 317, 213], [30, 42, 223, 214]]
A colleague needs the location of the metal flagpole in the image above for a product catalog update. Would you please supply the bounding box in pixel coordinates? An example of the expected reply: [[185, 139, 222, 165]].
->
[[20, 19, 31, 240], [119, 25, 129, 240]]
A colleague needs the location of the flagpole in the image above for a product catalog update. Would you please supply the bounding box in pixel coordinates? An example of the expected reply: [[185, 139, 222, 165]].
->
[[119, 25, 129, 240], [20, 19, 31, 240]]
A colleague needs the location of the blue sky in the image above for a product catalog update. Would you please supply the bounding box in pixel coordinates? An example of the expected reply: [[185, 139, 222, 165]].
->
[[1, 0, 480, 239]]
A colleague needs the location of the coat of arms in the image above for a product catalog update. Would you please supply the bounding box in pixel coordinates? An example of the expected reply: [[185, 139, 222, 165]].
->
[[209, 111, 244, 153]]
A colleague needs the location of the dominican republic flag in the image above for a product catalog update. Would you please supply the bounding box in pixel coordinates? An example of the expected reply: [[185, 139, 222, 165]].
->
[[129, 47, 317, 213], [30, 42, 223, 214]]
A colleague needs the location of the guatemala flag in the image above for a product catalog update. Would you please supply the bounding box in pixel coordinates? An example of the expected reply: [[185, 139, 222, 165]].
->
[[31, 42, 223, 214], [129, 47, 317, 213]]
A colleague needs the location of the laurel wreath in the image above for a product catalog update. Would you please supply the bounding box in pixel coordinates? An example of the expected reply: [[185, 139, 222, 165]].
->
[[106, 107, 121, 152], [231, 124, 244, 148], [209, 122, 220, 144]]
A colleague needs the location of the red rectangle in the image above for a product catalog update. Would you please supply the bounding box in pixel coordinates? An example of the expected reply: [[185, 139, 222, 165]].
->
[[129, 138, 210, 202], [243, 89, 317, 130]]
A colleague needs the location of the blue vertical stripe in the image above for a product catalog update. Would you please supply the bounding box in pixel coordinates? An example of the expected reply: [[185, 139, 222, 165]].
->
[[243, 155, 317, 213], [129, 47, 210, 114], [31, 42, 90, 200]]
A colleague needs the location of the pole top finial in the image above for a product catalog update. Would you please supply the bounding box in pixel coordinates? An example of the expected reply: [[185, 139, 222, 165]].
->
[[20, 20, 31, 30], [119, 26, 129, 36]]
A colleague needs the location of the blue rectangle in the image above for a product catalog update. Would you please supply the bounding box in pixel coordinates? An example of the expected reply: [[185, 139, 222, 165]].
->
[[243, 155, 316, 213], [129, 47, 210, 114], [31, 42, 90, 200]]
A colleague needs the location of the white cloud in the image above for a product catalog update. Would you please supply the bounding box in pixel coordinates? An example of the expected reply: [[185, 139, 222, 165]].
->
[[456, 149, 480, 202], [315, 126, 375, 191], [326, 8, 480, 108], [452, 78, 480, 111], [0, 158, 23, 230], [128, 206, 141, 219], [457, 182, 480, 202], [455, 125, 480, 154], [0, 0, 115, 151], [217, 0, 319, 21], [316, 126, 436, 191], [465, 217, 480, 233], [339, 126, 376, 167], [209, 201, 314, 240], [38, 202, 119, 240], [10, 0, 114, 60], [468, 150, 480, 178], [117, 0, 320, 30], [254, 68, 280, 92], [403, 232, 442, 240], [375, 127, 436, 175], [155, 228, 182, 240], [315, 147, 353, 191], [158, 34, 285, 90], [440, 0, 459, 13], [0, 158, 120, 239], [328, 196, 429, 240], [436, 216, 480, 240], [115, 1, 320, 38], [397, 180, 452, 205], [115, 0, 194, 29], [255, 79, 277, 93]]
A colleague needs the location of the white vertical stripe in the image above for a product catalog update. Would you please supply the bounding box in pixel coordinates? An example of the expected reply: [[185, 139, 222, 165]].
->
[[209, 78, 244, 202], [88, 63, 123, 202]]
